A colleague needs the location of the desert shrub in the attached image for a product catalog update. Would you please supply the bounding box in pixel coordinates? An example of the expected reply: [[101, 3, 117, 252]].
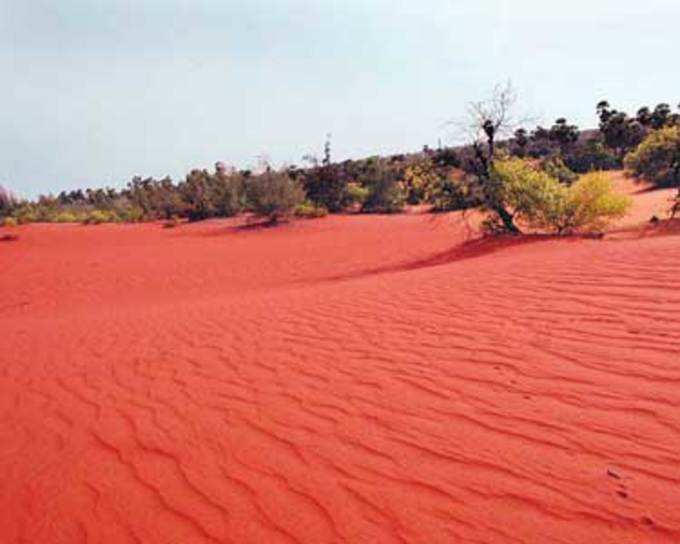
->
[[359, 162, 406, 213], [82, 210, 117, 225], [2, 216, 18, 228], [246, 169, 306, 222], [540, 156, 578, 185], [491, 158, 567, 230], [302, 164, 350, 212], [490, 159, 630, 234], [294, 200, 328, 219], [55, 211, 78, 223], [213, 171, 247, 217], [556, 172, 631, 233], [624, 126, 680, 188], [300, 136, 353, 212], [114, 203, 145, 223], [179, 167, 245, 220], [126, 176, 184, 220]]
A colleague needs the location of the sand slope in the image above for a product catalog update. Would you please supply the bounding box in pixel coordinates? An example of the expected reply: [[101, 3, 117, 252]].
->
[[1, 182, 679, 543]]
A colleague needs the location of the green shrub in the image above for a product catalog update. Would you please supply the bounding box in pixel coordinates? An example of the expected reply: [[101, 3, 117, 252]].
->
[[246, 169, 306, 223], [624, 126, 680, 188], [2, 217, 18, 228], [302, 164, 350, 212], [491, 159, 630, 234], [294, 201, 328, 219]]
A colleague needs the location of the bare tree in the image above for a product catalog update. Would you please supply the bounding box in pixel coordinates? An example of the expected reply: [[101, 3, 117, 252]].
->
[[459, 82, 525, 233]]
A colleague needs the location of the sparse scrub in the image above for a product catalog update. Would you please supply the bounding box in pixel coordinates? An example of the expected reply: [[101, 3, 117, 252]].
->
[[8, 98, 677, 226]]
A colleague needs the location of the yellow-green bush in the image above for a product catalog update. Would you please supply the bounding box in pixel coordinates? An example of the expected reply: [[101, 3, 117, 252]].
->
[[82, 210, 118, 225], [491, 159, 631, 234], [2, 217, 18, 228], [492, 158, 567, 229], [55, 211, 79, 223], [559, 172, 631, 232]]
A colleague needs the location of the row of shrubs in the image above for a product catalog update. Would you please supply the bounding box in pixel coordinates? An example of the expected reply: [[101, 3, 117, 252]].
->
[[1, 100, 679, 233]]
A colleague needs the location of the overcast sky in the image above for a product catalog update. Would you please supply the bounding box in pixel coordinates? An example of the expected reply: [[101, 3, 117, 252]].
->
[[3, 0, 680, 197]]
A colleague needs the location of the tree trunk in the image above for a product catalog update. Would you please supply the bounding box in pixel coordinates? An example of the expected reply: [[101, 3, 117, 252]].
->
[[475, 137, 521, 234], [494, 205, 521, 234]]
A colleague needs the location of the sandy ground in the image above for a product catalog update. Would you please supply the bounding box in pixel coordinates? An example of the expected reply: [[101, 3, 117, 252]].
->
[[1, 175, 679, 543]]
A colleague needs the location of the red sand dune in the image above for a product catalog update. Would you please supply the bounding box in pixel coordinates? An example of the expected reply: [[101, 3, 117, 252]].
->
[[1, 179, 680, 543]]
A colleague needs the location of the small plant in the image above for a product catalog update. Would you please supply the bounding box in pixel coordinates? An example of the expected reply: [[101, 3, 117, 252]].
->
[[2, 216, 18, 228]]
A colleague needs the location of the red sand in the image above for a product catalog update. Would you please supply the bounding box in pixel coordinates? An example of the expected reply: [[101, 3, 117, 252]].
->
[[2, 181, 680, 543]]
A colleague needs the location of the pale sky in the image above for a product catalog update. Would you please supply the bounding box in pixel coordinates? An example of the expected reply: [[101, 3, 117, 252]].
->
[[3, 0, 680, 197]]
